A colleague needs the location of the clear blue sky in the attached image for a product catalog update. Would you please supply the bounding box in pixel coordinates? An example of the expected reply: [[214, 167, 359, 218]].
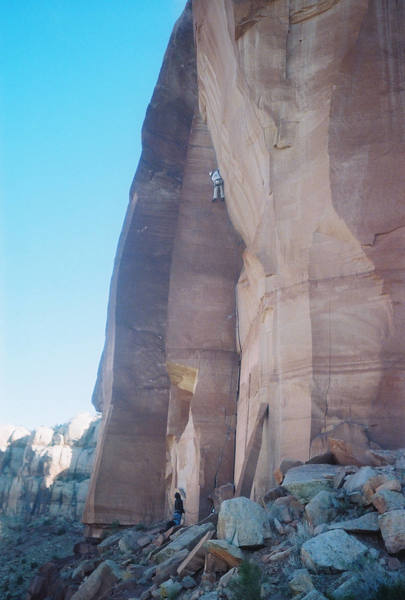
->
[[0, 0, 186, 429]]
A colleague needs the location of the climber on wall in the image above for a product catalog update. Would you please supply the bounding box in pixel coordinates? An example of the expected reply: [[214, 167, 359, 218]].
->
[[209, 168, 225, 202]]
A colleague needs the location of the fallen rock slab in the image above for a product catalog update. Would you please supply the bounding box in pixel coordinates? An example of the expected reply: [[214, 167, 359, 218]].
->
[[217, 496, 270, 547], [177, 530, 214, 576], [379, 509, 405, 553], [282, 465, 341, 503], [70, 560, 121, 600], [328, 511, 379, 533], [153, 549, 189, 584], [205, 539, 244, 567], [154, 523, 214, 564], [301, 529, 368, 572]]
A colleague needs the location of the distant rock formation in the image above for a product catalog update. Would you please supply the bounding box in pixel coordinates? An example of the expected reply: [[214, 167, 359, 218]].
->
[[84, 0, 405, 531], [0, 413, 100, 520]]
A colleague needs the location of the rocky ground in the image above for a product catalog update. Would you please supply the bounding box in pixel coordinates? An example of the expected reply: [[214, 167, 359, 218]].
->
[[8, 449, 405, 600], [0, 515, 84, 600]]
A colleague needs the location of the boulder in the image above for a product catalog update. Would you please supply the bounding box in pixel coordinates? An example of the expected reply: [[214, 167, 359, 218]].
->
[[379, 509, 405, 553], [328, 512, 379, 533], [217, 497, 270, 547], [327, 423, 378, 467], [329, 575, 370, 600], [182, 575, 197, 589], [274, 459, 303, 484], [375, 479, 402, 493], [210, 483, 234, 513], [343, 466, 396, 505], [159, 579, 182, 599], [177, 530, 214, 576], [267, 495, 304, 523], [153, 549, 189, 584], [288, 569, 314, 595], [70, 560, 122, 600], [305, 491, 338, 527], [301, 530, 368, 572], [154, 522, 214, 563], [263, 486, 289, 503], [204, 552, 228, 574], [118, 529, 146, 554], [371, 489, 405, 514], [282, 465, 341, 503], [205, 539, 244, 567], [98, 532, 122, 554], [72, 559, 99, 581], [333, 466, 358, 489]]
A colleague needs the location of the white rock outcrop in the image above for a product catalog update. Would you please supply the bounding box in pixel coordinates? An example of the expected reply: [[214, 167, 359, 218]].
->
[[0, 413, 100, 520]]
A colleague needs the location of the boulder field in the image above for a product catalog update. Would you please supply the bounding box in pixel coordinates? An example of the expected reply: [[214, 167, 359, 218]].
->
[[25, 458, 405, 600]]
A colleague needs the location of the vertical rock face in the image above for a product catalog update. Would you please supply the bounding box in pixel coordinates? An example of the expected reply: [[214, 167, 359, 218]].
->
[[0, 414, 100, 520], [85, 0, 405, 528], [165, 114, 242, 522], [193, 0, 405, 498], [83, 3, 242, 528]]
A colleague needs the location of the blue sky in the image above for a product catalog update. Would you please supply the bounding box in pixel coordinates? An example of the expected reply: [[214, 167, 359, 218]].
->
[[0, 0, 186, 429]]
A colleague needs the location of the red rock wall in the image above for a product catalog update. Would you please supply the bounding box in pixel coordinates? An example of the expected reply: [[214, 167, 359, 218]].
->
[[165, 114, 242, 523], [84, 4, 198, 526], [84, 4, 242, 528], [193, 0, 405, 499], [85, 0, 405, 528]]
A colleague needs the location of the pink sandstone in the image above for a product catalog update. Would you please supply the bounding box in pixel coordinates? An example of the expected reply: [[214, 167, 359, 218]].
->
[[83, 0, 405, 530]]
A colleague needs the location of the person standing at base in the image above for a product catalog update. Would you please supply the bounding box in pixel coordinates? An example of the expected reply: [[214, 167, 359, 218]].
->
[[209, 168, 225, 202], [173, 492, 185, 526]]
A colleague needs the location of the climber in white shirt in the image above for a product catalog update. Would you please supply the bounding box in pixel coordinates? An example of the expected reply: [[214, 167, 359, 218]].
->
[[209, 168, 225, 202]]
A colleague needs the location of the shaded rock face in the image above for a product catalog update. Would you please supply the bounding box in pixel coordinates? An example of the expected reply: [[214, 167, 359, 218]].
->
[[84, 0, 405, 528], [84, 2, 242, 528], [0, 414, 100, 520]]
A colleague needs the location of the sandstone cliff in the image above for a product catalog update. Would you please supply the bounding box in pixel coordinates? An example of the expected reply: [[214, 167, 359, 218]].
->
[[0, 413, 100, 520], [84, 0, 405, 530]]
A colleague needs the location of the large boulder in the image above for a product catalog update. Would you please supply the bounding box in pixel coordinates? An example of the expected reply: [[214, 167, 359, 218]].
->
[[282, 465, 341, 503], [217, 497, 270, 547], [305, 491, 338, 527], [379, 509, 405, 553], [266, 495, 304, 523], [301, 530, 368, 572], [343, 467, 396, 505], [70, 560, 121, 600], [205, 539, 244, 567]]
